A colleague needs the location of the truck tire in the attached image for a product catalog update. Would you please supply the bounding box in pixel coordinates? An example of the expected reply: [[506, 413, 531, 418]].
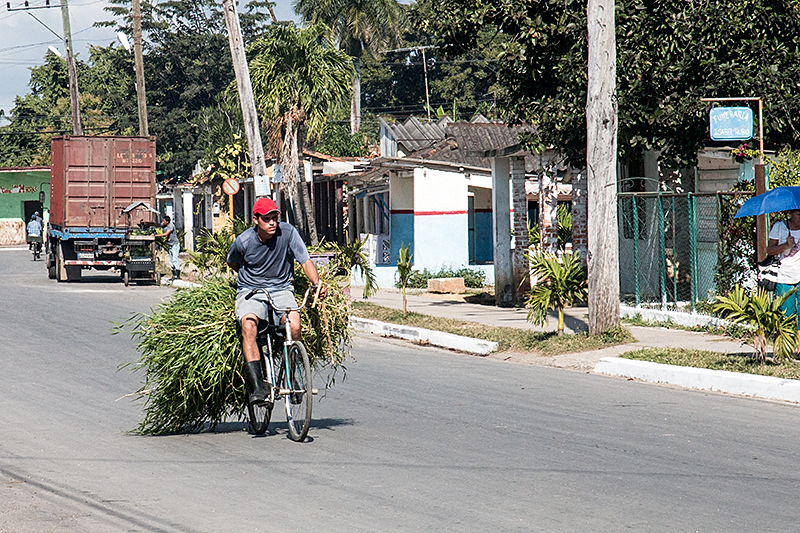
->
[[47, 241, 56, 279], [56, 240, 81, 282], [55, 239, 66, 282]]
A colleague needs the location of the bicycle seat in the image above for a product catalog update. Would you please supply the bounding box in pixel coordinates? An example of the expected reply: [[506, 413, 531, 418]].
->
[[256, 307, 286, 339]]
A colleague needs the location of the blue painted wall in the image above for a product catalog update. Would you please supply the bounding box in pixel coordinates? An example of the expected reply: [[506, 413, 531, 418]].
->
[[474, 210, 493, 262], [390, 212, 414, 264]]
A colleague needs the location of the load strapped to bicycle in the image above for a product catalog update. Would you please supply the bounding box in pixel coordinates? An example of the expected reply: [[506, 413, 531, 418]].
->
[[244, 285, 319, 441]]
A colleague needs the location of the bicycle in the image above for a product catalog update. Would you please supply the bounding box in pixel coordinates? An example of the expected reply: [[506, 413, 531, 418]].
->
[[244, 285, 317, 441], [28, 239, 42, 261]]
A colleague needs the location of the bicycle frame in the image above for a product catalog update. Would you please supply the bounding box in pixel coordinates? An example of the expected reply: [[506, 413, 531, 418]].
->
[[246, 285, 317, 410]]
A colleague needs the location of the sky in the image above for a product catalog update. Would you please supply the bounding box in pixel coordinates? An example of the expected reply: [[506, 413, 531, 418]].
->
[[0, 0, 300, 124]]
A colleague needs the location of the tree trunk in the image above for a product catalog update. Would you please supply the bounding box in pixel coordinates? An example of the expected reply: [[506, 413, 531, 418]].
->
[[297, 149, 319, 245], [280, 110, 307, 238], [351, 57, 361, 134], [586, 0, 620, 335], [221, 0, 269, 194]]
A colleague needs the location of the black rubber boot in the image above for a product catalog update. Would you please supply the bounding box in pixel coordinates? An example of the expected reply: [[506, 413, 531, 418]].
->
[[243, 361, 270, 406]]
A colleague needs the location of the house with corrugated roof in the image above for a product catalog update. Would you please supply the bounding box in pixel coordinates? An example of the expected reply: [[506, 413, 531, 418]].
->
[[347, 116, 573, 303]]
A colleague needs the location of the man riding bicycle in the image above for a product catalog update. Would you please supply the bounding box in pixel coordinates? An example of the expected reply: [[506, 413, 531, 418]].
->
[[27, 212, 43, 257], [226, 197, 326, 407]]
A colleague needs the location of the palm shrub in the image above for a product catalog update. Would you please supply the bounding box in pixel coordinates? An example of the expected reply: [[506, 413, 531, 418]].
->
[[712, 285, 798, 363], [526, 252, 587, 336], [528, 204, 572, 252], [187, 217, 251, 279], [396, 243, 413, 315], [313, 239, 377, 299]]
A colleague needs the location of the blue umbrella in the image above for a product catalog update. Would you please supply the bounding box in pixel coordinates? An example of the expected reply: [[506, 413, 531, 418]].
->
[[734, 186, 800, 218]]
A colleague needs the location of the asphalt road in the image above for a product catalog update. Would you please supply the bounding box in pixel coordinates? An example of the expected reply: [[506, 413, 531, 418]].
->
[[2, 248, 800, 532]]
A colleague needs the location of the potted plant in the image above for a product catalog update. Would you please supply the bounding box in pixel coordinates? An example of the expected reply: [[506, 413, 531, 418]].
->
[[730, 143, 762, 164]]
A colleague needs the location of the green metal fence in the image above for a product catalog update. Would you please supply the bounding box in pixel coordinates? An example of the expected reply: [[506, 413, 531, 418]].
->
[[618, 191, 754, 311]]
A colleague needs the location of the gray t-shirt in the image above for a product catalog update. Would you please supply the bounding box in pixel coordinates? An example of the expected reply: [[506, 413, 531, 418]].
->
[[164, 221, 180, 246], [227, 223, 310, 291]]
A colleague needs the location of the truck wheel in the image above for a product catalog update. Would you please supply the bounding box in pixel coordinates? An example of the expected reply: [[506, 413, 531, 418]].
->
[[55, 240, 67, 282]]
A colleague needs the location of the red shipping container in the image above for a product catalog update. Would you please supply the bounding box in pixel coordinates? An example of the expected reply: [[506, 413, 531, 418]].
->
[[50, 136, 157, 229]]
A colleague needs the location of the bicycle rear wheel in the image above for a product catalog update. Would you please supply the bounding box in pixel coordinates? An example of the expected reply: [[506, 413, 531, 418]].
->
[[284, 342, 312, 442], [247, 357, 272, 435]]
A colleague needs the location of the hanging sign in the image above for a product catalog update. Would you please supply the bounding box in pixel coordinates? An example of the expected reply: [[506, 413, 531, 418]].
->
[[709, 107, 753, 141], [222, 178, 240, 196]]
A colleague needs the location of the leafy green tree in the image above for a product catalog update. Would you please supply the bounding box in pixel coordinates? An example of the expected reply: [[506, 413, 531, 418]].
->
[[526, 253, 587, 336], [247, 22, 353, 244], [416, 0, 800, 168], [360, 17, 504, 122], [311, 123, 369, 157], [294, 0, 403, 133], [97, 0, 273, 180], [0, 46, 136, 167]]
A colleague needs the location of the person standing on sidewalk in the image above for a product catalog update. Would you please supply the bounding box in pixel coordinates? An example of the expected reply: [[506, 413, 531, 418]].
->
[[766, 209, 800, 353], [160, 215, 181, 280]]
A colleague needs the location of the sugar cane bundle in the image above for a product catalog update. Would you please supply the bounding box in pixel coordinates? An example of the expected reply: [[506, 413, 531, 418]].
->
[[118, 270, 351, 435]]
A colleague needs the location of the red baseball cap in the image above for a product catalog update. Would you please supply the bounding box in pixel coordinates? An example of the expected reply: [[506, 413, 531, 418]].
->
[[253, 197, 280, 216]]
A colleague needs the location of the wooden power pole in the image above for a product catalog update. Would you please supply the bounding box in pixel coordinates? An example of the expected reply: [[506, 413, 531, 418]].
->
[[221, 0, 269, 198], [586, 0, 620, 334], [60, 0, 82, 135], [131, 0, 148, 136]]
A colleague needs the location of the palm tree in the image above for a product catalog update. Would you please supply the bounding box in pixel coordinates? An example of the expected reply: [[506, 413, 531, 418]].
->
[[526, 252, 588, 336], [293, 0, 403, 133], [247, 23, 353, 245]]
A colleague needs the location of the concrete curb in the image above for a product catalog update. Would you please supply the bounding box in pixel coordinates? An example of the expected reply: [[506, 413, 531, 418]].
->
[[350, 316, 498, 355], [620, 304, 733, 329], [594, 356, 800, 403]]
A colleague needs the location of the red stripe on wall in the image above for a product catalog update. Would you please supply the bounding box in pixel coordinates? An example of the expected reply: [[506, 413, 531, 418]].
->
[[390, 209, 475, 215], [415, 210, 468, 216]]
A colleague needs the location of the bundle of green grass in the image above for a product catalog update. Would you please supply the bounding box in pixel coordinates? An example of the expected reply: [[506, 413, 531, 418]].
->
[[118, 268, 351, 435]]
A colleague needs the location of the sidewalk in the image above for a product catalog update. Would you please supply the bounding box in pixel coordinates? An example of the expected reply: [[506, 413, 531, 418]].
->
[[352, 288, 800, 404]]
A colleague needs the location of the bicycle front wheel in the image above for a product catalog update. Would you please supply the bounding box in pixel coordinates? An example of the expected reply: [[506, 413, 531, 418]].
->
[[284, 342, 312, 442]]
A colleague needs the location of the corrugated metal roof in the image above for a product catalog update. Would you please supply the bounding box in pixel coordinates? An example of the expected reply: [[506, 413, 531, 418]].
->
[[446, 122, 536, 156], [381, 116, 453, 153]]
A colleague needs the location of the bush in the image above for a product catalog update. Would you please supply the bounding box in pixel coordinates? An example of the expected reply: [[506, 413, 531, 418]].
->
[[398, 266, 487, 289]]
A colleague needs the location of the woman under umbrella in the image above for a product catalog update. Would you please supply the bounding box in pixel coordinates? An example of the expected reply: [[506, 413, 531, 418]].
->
[[766, 208, 800, 354]]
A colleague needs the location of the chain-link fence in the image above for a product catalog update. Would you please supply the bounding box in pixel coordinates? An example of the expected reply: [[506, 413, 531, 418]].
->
[[618, 191, 754, 311]]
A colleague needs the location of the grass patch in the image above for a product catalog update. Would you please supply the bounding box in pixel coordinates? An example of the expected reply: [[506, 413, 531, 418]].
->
[[351, 301, 634, 355], [622, 347, 800, 380], [622, 312, 753, 341]]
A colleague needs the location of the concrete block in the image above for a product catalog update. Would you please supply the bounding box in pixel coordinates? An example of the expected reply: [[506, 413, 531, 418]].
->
[[427, 277, 466, 293]]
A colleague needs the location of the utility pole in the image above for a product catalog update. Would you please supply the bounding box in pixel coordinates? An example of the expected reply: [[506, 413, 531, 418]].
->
[[586, 0, 620, 334], [60, 0, 82, 135], [131, 0, 148, 136], [221, 0, 270, 199], [6, 0, 82, 134], [382, 45, 435, 121]]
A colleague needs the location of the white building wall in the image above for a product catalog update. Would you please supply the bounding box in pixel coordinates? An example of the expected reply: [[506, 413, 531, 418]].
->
[[412, 167, 469, 271]]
